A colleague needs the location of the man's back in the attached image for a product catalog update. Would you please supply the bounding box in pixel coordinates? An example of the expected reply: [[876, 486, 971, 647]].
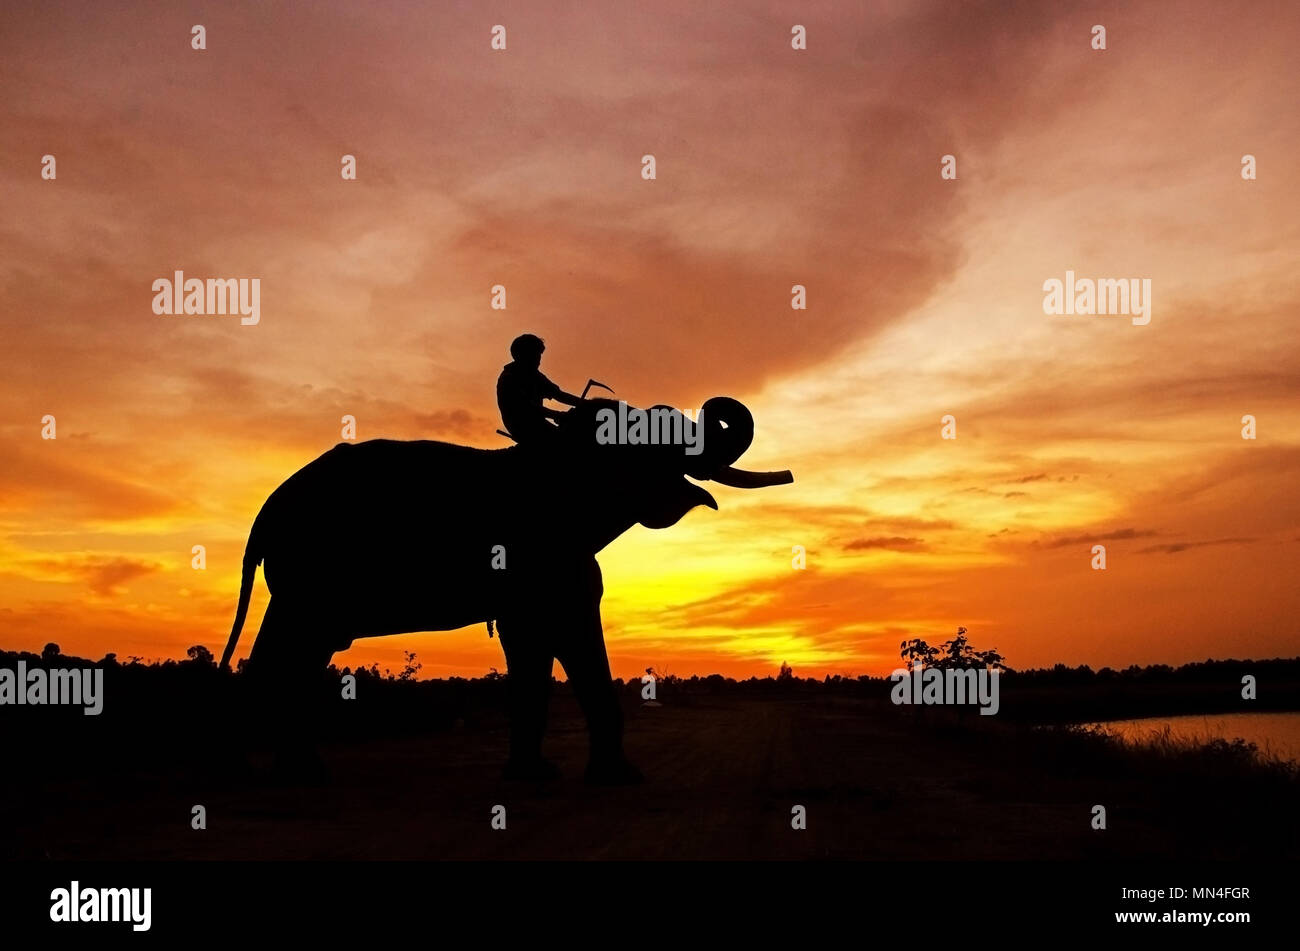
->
[[497, 361, 561, 443]]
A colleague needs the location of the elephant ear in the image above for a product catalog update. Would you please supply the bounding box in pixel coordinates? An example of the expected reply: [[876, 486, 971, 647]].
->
[[639, 477, 718, 529]]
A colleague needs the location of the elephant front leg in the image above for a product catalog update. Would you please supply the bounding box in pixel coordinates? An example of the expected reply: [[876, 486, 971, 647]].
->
[[554, 571, 644, 786], [496, 620, 560, 780]]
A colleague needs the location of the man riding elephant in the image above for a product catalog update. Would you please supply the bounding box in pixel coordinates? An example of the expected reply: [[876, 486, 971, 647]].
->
[[496, 333, 583, 446], [222, 342, 793, 785]]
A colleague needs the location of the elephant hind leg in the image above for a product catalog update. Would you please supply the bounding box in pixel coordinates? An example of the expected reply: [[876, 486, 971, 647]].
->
[[245, 597, 335, 783]]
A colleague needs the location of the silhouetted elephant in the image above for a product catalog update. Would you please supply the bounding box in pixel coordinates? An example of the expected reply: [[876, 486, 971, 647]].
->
[[220, 396, 792, 783]]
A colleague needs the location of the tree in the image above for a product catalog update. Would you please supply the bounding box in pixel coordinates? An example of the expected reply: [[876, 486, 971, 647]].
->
[[186, 644, 215, 666], [900, 638, 938, 671], [398, 650, 422, 681], [777, 661, 794, 681], [901, 627, 1005, 671], [42, 642, 60, 661]]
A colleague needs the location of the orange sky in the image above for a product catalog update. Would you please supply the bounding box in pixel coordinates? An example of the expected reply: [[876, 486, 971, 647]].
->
[[2, 0, 1297, 679]]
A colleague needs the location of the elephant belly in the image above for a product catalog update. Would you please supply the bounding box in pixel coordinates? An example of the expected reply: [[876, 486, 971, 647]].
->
[[263, 550, 501, 638]]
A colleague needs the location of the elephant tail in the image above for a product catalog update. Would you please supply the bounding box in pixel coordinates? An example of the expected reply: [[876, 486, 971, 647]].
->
[[220, 510, 267, 671]]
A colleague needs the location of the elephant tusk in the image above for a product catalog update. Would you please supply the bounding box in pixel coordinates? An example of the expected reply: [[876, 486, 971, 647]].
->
[[709, 466, 794, 489]]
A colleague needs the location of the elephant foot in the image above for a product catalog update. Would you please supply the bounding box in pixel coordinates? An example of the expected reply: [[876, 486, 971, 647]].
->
[[502, 756, 562, 782], [584, 755, 645, 786]]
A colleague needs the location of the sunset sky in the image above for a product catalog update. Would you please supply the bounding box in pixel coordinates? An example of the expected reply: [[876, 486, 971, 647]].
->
[[2, 0, 1297, 679]]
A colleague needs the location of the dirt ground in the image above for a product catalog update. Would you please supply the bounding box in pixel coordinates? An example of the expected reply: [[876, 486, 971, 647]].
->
[[10, 694, 1290, 861]]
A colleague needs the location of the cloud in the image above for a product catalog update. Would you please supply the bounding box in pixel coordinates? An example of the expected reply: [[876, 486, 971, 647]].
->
[[0, 444, 181, 522], [1137, 538, 1256, 555], [1038, 529, 1159, 549], [1, 0, 1299, 676], [844, 536, 927, 552], [410, 409, 481, 439], [862, 514, 957, 532], [18, 555, 162, 596]]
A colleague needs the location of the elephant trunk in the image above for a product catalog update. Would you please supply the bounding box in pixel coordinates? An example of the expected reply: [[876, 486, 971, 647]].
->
[[685, 397, 793, 488], [709, 466, 794, 488], [685, 396, 754, 479]]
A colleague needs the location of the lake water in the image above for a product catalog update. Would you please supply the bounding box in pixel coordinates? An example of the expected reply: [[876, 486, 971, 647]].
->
[[1087, 712, 1300, 763]]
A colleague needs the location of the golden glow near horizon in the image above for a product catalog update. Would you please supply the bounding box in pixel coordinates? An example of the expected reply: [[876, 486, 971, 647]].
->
[[1, 1, 1297, 679]]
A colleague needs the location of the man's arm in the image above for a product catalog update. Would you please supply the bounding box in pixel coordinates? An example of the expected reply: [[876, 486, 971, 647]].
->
[[539, 390, 580, 422], [540, 373, 582, 407], [551, 389, 582, 407]]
